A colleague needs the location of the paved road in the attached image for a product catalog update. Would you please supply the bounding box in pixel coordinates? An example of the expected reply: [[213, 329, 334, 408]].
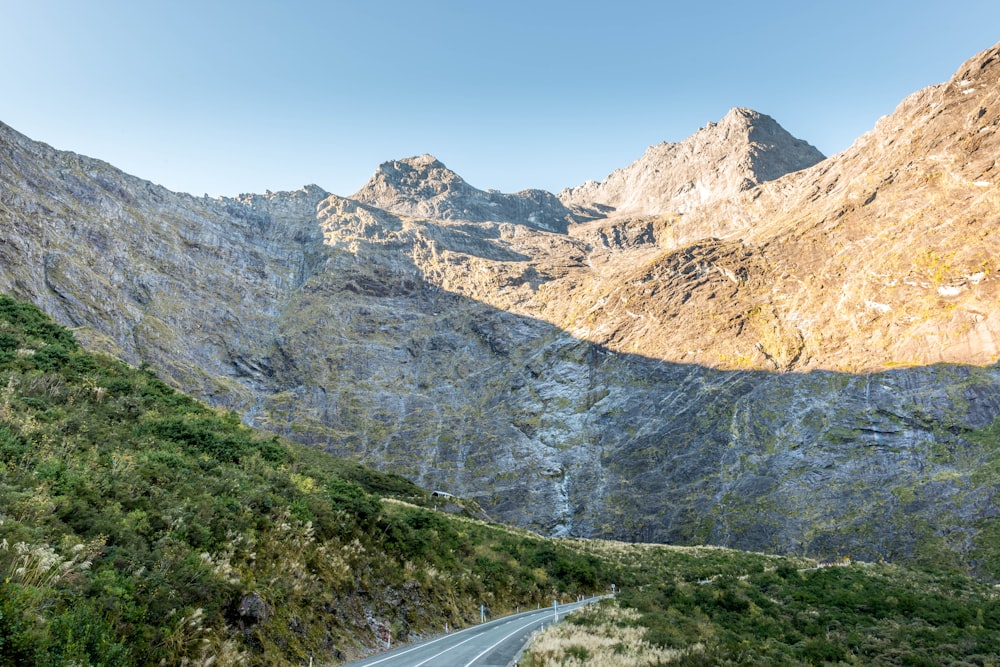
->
[[339, 597, 601, 667]]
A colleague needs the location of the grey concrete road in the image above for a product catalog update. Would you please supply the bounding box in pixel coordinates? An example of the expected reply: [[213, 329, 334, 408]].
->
[[338, 597, 601, 667]]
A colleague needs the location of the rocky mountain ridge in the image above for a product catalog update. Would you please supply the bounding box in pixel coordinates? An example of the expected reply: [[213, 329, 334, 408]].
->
[[2, 43, 1000, 573], [350, 153, 577, 232], [558, 107, 825, 218]]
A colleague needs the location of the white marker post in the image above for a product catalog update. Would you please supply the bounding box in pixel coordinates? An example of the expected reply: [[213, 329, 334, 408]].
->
[[553, 600, 558, 621]]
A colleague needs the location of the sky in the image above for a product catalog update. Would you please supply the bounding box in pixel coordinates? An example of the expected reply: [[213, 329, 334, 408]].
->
[[2, 1, 999, 199]]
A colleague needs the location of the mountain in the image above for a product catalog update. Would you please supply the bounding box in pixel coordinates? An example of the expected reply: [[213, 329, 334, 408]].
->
[[1, 43, 1000, 578], [677, 44, 1000, 372], [558, 107, 825, 218], [350, 153, 576, 232], [545, 53, 1000, 372], [0, 119, 329, 407]]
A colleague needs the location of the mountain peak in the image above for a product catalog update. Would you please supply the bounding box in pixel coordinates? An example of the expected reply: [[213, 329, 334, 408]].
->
[[950, 41, 1000, 85], [692, 108, 776, 136], [719, 106, 759, 124], [726, 105, 756, 117], [375, 153, 451, 177], [560, 108, 825, 217], [405, 153, 446, 168], [365, 154, 460, 191], [351, 156, 573, 231]]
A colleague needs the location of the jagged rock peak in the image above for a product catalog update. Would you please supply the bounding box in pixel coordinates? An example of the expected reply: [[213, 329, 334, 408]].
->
[[351, 154, 574, 232], [216, 184, 331, 232], [385, 153, 447, 170], [559, 107, 825, 217], [367, 154, 456, 188], [951, 41, 1000, 84]]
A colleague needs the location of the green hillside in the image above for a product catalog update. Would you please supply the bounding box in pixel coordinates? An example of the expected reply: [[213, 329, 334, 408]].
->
[[527, 542, 1000, 666], [0, 295, 607, 665]]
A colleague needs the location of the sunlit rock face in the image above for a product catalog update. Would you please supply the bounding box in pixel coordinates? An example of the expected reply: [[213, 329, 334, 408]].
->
[[350, 153, 576, 232], [558, 107, 825, 218], [1, 43, 1000, 571]]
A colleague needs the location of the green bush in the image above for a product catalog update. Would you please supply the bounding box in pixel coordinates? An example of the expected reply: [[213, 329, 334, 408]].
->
[[0, 584, 37, 666]]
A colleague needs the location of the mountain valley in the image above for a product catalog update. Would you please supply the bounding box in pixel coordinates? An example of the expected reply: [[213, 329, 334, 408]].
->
[[1, 41, 1000, 580]]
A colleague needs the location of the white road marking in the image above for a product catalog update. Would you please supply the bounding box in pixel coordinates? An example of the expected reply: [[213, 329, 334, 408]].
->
[[462, 616, 555, 667]]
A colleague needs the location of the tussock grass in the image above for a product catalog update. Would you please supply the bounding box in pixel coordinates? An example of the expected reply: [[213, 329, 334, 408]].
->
[[523, 602, 702, 666]]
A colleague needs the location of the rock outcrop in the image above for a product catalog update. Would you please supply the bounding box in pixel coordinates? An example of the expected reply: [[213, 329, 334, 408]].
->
[[2, 43, 1000, 573]]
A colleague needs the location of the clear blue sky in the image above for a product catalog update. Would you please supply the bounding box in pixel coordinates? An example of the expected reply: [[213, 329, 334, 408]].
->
[[2, 1, 999, 198]]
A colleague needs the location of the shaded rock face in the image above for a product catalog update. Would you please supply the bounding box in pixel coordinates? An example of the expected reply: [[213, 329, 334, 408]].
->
[[0, 120, 328, 406], [2, 43, 1000, 573]]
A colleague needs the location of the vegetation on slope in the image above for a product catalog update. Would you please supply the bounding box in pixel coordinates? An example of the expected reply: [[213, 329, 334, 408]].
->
[[0, 295, 607, 666], [525, 542, 1000, 666], [4, 293, 1000, 666]]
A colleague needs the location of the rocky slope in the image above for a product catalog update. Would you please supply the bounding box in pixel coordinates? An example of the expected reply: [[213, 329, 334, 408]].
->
[[0, 121, 330, 408], [675, 46, 1000, 372], [1, 43, 1000, 574], [512, 47, 1000, 374]]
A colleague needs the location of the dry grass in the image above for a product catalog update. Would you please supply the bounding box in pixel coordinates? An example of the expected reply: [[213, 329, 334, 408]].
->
[[522, 603, 702, 666]]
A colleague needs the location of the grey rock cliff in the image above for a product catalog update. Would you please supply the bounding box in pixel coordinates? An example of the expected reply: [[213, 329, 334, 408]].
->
[[0, 120, 328, 405]]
